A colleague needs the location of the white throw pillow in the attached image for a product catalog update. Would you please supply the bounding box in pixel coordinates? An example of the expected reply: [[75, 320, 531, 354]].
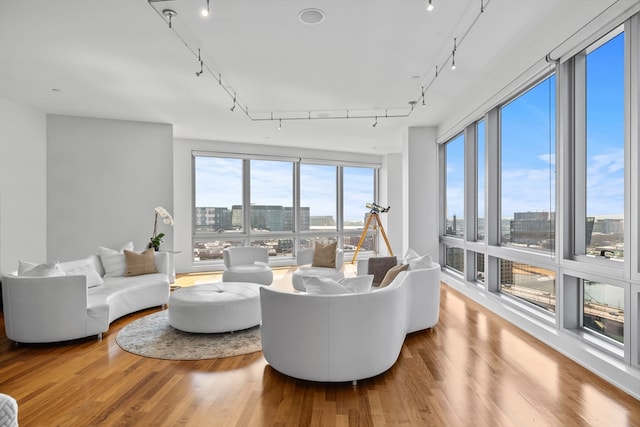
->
[[18, 261, 65, 277], [338, 275, 374, 293], [99, 241, 134, 277], [60, 259, 104, 288], [303, 275, 374, 295], [403, 248, 433, 270], [302, 276, 349, 295]]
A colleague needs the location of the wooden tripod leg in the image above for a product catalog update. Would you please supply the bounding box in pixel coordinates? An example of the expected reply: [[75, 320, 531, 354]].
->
[[374, 215, 394, 256], [350, 213, 375, 264]]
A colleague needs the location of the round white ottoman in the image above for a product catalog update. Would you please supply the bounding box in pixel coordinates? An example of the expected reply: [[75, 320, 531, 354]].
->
[[168, 282, 262, 333]]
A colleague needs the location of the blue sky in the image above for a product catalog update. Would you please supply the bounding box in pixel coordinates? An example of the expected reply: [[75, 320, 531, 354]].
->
[[447, 31, 624, 220], [196, 158, 374, 223]]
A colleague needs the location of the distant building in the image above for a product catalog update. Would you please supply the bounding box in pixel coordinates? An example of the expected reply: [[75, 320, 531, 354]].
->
[[195, 207, 232, 232], [198, 205, 310, 232], [510, 211, 555, 250]]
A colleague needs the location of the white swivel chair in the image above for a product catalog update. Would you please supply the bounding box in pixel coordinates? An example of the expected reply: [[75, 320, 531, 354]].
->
[[291, 247, 345, 291], [222, 247, 273, 285]]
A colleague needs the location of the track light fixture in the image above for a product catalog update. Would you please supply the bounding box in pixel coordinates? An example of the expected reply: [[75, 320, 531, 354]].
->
[[195, 49, 204, 76], [147, 0, 491, 125], [162, 9, 177, 28], [201, 0, 210, 17], [451, 38, 457, 70]]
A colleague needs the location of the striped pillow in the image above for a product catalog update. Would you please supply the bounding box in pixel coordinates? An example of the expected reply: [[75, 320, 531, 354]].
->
[[98, 242, 134, 277]]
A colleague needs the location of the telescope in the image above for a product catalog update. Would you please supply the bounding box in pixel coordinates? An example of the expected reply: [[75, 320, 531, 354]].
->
[[366, 202, 390, 214]]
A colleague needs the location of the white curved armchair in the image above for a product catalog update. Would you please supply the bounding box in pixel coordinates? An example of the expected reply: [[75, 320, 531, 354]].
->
[[222, 247, 273, 285], [291, 247, 344, 291], [260, 264, 441, 383]]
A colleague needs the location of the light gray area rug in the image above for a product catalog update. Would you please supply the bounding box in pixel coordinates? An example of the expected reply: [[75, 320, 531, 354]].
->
[[116, 310, 262, 360]]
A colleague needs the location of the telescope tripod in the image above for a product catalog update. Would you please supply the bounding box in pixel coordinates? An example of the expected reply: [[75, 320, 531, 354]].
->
[[350, 212, 393, 264]]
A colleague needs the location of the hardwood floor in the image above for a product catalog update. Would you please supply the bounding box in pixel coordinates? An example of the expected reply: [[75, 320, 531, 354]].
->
[[1, 267, 638, 426]]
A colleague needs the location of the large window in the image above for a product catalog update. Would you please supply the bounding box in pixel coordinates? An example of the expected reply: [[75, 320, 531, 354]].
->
[[194, 155, 377, 262], [585, 31, 625, 260], [445, 134, 465, 238], [477, 119, 485, 241], [194, 157, 243, 260], [500, 75, 556, 252], [343, 167, 375, 252], [300, 164, 337, 232], [438, 13, 638, 374], [250, 160, 294, 232]]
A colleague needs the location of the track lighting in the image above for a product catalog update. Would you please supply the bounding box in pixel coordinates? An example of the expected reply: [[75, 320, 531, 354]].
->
[[201, 0, 210, 17], [148, 0, 490, 125], [195, 49, 203, 76], [451, 38, 457, 70], [162, 9, 177, 29]]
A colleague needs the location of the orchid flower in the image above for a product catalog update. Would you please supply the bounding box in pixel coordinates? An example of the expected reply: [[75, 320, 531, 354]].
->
[[151, 206, 174, 248]]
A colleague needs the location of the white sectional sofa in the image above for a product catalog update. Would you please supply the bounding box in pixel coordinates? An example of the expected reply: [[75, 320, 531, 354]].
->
[[259, 262, 441, 383], [2, 252, 170, 344]]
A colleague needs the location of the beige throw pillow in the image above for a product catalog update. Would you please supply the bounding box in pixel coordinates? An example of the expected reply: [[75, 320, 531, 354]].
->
[[124, 249, 158, 277], [379, 263, 409, 288], [312, 241, 337, 268]]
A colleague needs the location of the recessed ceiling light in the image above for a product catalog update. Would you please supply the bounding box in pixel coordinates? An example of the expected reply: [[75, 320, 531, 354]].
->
[[299, 8, 325, 25]]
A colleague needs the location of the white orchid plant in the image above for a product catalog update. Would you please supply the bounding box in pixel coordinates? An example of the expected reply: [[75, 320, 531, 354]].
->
[[149, 206, 174, 251]]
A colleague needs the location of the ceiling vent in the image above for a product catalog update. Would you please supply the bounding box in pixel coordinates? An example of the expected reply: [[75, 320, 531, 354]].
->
[[299, 8, 325, 25]]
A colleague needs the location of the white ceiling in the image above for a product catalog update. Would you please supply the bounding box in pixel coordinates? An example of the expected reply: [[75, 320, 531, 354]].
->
[[0, 0, 632, 154]]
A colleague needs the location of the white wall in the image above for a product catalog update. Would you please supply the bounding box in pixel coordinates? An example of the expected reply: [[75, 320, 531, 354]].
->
[[46, 115, 173, 261], [0, 99, 47, 275], [173, 138, 383, 273], [403, 127, 439, 259], [382, 153, 403, 256]]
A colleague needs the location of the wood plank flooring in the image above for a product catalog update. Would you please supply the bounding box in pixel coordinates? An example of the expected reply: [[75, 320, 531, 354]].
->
[[1, 267, 638, 426]]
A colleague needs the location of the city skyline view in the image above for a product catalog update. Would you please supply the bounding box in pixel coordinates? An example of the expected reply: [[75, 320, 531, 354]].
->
[[196, 157, 376, 226]]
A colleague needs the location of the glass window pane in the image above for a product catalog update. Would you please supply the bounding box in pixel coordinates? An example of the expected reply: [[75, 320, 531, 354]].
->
[[250, 238, 294, 258], [300, 164, 337, 231], [477, 120, 485, 241], [585, 32, 624, 260], [193, 239, 243, 261], [195, 157, 243, 233], [343, 167, 374, 232], [250, 160, 294, 232], [446, 134, 464, 238], [583, 280, 624, 343], [299, 236, 338, 250], [445, 246, 464, 273], [476, 252, 485, 283], [343, 167, 375, 254], [500, 260, 556, 314], [500, 75, 556, 252]]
